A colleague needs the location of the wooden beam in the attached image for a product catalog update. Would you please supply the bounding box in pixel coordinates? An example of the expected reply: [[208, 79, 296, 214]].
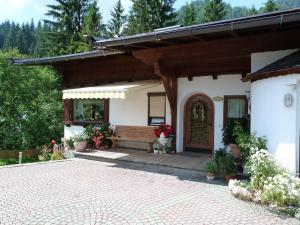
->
[[63, 99, 73, 125], [133, 29, 300, 65], [153, 62, 177, 134]]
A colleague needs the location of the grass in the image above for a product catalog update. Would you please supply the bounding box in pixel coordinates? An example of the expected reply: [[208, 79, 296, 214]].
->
[[0, 157, 40, 166]]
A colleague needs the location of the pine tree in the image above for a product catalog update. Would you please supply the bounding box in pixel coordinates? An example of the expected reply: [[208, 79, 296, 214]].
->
[[3, 22, 19, 50], [203, 0, 226, 23], [249, 5, 258, 15], [126, 0, 176, 35], [263, 0, 279, 12], [181, 2, 197, 26], [107, 0, 126, 38], [84, 0, 105, 38], [44, 0, 94, 55]]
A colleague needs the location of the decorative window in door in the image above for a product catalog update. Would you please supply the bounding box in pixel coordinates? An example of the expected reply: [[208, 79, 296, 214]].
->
[[191, 102, 208, 143]]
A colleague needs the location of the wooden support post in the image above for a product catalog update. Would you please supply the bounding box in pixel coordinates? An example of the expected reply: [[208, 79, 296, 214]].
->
[[153, 62, 177, 151], [63, 99, 73, 126]]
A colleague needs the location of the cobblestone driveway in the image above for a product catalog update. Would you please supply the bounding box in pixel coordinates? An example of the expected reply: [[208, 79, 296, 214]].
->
[[0, 159, 298, 225]]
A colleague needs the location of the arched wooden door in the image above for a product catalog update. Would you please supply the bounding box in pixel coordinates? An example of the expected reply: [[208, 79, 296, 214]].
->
[[184, 94, 214, 152]]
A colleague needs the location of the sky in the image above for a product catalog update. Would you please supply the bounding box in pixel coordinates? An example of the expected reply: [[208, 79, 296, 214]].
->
[[0, 0, 266, 24]]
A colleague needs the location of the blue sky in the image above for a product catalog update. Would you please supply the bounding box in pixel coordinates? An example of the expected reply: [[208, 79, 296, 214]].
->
[[0, 0, 266, 24]]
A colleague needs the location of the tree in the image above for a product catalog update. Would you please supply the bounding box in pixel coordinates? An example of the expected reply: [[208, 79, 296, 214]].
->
[[263, 0, 279, 12], [203, 0, 226, 22], [181, 2, 197, 26], [84, 1, 105, 38], [0, 50, 63, 150], [44, 0, 94, 55], [107, 0, 126, 38], [249, 5, 258, 15], [126, 0, 176, 35]]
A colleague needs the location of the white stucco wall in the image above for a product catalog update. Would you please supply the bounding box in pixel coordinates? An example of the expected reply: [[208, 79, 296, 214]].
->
[[64, 125, 85, 139], [177, 75, 250, 152], [109, 83, 171, 126], [64, 83, 171, 140], [251, 49, 300, 172]]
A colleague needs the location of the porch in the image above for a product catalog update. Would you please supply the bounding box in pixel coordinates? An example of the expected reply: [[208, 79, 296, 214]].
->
[[74, 148, 212, 171]]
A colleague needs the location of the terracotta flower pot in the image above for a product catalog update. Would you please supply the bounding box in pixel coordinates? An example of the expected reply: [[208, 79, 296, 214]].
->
[[206, 172, 216, 181], [74, 141, 87, 152], [224, 174, 236, 183], [230, 143, 241, 159]]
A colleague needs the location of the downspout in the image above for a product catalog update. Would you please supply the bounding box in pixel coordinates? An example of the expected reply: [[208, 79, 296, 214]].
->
[[296, 80, 300, 176]]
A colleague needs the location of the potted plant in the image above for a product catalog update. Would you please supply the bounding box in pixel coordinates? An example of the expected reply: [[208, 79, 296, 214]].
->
[[72, 133, 88, 152], [223, 154, 237, 183], [222, 119, 245, 159], [205, 160, 216, 180], [154, 123, 174, 154]]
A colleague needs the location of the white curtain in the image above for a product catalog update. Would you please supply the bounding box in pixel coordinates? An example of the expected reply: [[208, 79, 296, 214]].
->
[[228, 99, 245, 118]]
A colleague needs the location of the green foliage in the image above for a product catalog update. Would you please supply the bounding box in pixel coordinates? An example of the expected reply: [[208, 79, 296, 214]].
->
[[230, 149, 300, 219], [222, 118, 249, 146], [205, 160, 216, 173], [0, 20, 50, 57], [38, 145, 52, 161], [72, 133, 89, 142], [203, 0, 226, 22], [0, 156, 40, 166], [51, 151, 64, 160], [44, 0, 98, 55], [126, 0, 176, 35], [0, 50, 63, 150], [83, 123, 113, 148], [235, 131, 267, 164], [65, 138, 75, 149], [180, 2, 197, 26], [263, 0, 279, 12], [84, 1, 106, 38], [107, 0, 127, 38], [214, 148, 236, 176]]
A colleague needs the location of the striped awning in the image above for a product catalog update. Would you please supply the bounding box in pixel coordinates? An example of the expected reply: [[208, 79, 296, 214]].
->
[[62, 84, 139, 100]]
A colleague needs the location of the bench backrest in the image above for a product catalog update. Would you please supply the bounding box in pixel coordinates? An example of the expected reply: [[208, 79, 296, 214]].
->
[[114, 125, 157, 140]]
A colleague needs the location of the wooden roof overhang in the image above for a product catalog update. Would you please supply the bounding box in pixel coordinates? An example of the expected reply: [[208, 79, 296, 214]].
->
[[91, 8, 300, 81], [12, 8, 300, 87]]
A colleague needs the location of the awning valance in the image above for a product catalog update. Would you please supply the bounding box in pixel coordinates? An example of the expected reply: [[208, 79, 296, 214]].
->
[[62, 84, 139, 100]]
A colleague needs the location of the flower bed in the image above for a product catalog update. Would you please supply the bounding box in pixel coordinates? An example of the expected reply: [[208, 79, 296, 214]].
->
[[229, 149, 300, 219]]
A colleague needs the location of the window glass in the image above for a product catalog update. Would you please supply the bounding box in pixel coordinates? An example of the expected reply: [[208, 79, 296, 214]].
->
[[73, 99, 104, 123], [148, 94, 166, 126], [227, 98, 246, 118]]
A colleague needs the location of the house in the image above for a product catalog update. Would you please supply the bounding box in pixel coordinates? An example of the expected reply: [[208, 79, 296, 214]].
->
[[13, 8, 300, 174]]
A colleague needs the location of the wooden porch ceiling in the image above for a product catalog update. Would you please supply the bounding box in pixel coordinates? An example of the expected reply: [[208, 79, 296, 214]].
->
[[53, 28, 300, 88]]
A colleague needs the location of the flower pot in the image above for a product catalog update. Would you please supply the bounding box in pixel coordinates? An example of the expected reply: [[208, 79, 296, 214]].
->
[[230, 144, 241, 159], [224, 174, 236, 183], [206, 172, 216, 181], [74, 141, 87, 152]]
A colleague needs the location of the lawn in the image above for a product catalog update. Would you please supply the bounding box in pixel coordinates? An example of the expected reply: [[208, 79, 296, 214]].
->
[[0, 157, 41, 166]]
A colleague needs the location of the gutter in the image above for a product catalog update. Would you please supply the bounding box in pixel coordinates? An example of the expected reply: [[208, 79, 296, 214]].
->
[[92, 8, 300, 49]]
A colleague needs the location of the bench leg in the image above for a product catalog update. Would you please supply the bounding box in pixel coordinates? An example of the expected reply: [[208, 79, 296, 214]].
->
[[147, 142, 153, 153], [112, 140, 118, 149]]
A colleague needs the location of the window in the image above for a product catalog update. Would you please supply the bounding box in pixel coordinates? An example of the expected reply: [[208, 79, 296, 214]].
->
[[148, 93, 166, 126], [224, 96, 248, 125], [73, 99, 105, 124]]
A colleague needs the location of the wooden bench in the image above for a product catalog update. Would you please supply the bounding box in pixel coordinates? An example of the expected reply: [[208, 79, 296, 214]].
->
[[108, 125, 157, 152]]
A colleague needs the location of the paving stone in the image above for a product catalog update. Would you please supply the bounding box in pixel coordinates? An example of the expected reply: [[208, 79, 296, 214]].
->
[[0, 159, 298, 225]]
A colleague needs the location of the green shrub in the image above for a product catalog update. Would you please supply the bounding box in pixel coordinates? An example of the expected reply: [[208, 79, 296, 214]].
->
[[235, 131, 267, 164], [214, 149, 236, 176], [205, 160, 216, 173], [51, 151, 64, 160]]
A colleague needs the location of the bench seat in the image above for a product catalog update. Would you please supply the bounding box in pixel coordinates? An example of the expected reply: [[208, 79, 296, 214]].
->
[[108, 125, 157, 152]]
